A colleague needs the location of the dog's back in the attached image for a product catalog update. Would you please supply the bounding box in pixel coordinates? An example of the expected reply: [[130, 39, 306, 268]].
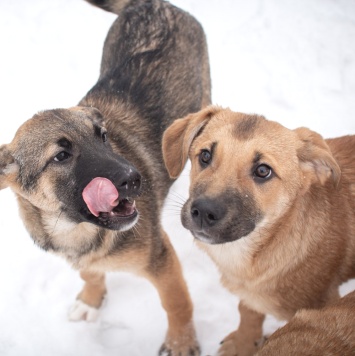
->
[[82, 0, 210, 168], [327, 135, 355, 195], [257, 290, 355, 356], [326, 135, 355, 278]]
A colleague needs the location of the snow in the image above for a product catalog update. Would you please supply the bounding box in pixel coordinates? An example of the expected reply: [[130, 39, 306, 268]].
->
[[0, 0, 354, 355]]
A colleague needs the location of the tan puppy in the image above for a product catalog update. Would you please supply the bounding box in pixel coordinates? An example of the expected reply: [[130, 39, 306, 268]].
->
[[162, 105, 355, 355], [257, 290, 355, 355]]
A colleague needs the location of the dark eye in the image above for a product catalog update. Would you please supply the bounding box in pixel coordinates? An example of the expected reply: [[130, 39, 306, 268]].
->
[[254, 164, 272, 180], [54, 151, 71, 162], [199, 149, 212, 167], [102, 132, 108, 142]]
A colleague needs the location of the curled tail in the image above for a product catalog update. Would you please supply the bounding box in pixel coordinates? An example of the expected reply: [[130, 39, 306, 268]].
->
[[85, 0, 132, 15]]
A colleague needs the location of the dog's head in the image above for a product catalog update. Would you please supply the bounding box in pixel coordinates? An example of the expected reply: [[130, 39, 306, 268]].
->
[[163, 106, 340, 245], [0, 107, 141, 232]]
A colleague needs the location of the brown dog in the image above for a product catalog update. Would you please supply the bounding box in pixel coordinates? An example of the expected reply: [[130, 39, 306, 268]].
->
[[0, 0, 211, 355], [257, 290, 355, 355], [162, 105, 355, 355]]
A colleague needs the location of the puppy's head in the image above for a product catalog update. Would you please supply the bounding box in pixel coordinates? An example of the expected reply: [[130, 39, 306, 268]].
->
[[0, 107, 141, 232], [163, 106, 340, 244]]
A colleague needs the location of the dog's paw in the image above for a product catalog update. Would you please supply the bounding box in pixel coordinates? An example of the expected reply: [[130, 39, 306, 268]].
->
[[68, 300, 100, 322], [159, 322, 200, 356], [254, 335, 269, 349], [218, 338, 238, 356], [159, 343, 200, 356], [218, 330, 261, 356]]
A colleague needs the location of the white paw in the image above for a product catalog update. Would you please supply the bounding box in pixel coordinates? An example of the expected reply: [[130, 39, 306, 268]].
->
[[68, 300, 100, 322]]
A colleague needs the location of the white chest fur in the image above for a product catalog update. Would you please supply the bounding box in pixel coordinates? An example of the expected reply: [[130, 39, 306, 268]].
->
[[196, 236, 287, 319]]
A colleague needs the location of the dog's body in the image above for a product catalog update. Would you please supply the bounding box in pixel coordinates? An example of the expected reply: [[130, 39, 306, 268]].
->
[[0, 0, 210, 354], [257, 290, 355, 355], [162, 106, 355, 355]]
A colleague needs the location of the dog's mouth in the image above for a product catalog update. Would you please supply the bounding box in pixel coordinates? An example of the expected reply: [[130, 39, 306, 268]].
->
[[82, 177, 138, 229], [98, 197, 137, 220]]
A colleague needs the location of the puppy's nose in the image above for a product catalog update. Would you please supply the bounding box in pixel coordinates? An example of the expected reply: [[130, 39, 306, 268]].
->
[[190, 198, 226, 229], [117, 168, 142, 195]]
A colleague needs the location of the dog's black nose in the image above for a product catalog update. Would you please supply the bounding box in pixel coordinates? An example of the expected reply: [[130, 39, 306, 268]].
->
[[190, 198, 226, 228], [118, 169, 142, 194]]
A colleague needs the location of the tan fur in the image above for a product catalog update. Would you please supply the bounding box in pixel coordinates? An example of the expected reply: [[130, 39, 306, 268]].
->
[[162, 105, 355, 355], [257, 291, 355, 355]]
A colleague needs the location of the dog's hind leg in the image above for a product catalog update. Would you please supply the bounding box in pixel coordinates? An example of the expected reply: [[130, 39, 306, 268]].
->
[[219, 301, 265, 356], [68, 270, 106, 322], [145, 231, 200, 356]]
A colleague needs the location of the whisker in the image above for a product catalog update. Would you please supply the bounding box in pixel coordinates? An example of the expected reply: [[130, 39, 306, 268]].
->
[[167, 189, 187, 203], [163, 204, 184, 211], [50, 210, 63, 236]]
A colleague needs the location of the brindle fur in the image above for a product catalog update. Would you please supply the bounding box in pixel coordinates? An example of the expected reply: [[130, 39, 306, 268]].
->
[[162, 106, 355, 355], [0, 1, 211, 355]]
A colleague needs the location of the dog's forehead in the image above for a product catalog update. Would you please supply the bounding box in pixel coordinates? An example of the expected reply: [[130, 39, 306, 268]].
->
[[195, 112, 261, 146], [195, 111, 299, 166], [207, 111, 268, 137], [12, 108, 98, 150], [206, 112, 293, 142]]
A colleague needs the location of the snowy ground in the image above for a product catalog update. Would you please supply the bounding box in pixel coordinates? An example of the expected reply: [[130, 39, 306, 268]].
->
[[0, 0, 355, 355]]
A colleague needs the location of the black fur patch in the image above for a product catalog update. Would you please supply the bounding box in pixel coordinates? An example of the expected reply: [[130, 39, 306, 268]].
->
[[234, 115, 260, 140]]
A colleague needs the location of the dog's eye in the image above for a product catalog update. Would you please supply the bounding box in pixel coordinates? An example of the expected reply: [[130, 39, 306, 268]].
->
[[54, 151, 71, 162], [254, 164, 272, 180], [199, 149, 212, 167]]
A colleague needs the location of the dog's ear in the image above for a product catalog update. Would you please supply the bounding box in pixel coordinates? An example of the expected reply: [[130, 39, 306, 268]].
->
[[0, 144, 16, 190], [295, 127, 341, 187], [84, 106, 105, 126], [70, 106, 105, 126], [162, 105, 221, 178]]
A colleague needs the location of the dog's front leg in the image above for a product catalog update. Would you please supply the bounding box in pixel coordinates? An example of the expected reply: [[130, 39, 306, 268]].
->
[[218, 301, 265, 356], [147, 231, 200, 356], [68, 270, 106, 322]]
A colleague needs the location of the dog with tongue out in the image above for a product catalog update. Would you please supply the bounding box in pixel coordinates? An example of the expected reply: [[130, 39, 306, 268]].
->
[[0, 0, 211, 355]]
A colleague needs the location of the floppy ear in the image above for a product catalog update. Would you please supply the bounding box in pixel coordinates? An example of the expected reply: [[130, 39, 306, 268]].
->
[[295, 127, 341, 187], [162, 105, 221, 178], [0, 144, 15, 190]]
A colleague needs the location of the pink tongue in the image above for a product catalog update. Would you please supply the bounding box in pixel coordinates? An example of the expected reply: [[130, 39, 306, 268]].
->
[[82, 177, 119, 217]]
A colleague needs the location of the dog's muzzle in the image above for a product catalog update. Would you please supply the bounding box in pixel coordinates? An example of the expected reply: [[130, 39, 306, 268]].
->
[[181, 190, 262, 244]]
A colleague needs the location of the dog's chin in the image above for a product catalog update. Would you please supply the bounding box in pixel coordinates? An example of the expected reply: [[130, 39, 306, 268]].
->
[[183, 217, 256, 245], [93, 210, 139, 231], [79, 205, 139, 231], [191, 230, 243, 245], [192, 231, 222, 245]]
